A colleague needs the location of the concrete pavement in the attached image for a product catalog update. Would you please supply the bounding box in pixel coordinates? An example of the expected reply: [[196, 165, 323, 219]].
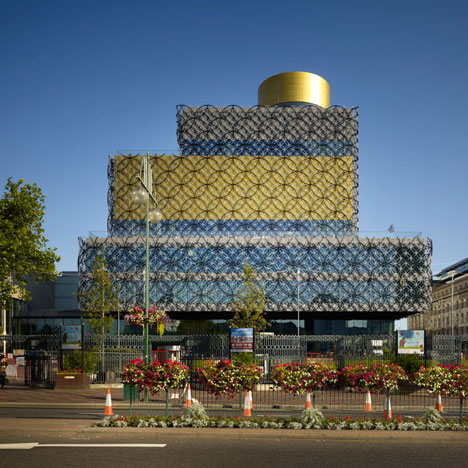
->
[[0, 381, 125, 407]]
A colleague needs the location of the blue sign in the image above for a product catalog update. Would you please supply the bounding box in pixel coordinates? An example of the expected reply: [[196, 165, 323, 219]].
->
[[62, 325, 82, 350], [230, 328, 254, 353]]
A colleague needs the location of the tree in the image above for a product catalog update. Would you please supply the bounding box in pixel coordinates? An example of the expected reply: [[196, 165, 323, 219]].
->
[[78, 256, 120, 337], [79, 256, 120, 375], [0, 178, 60, 311], [228, 263, 270, 332]]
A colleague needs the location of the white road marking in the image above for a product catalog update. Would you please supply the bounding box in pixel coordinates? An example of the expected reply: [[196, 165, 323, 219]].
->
[[0, 443, 39, 450], [0, 443, 166, 449], [40, 444, 167, 447]]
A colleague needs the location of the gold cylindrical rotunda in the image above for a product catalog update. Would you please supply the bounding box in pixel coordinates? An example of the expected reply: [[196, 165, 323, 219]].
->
[[258, 71, 330, 108]]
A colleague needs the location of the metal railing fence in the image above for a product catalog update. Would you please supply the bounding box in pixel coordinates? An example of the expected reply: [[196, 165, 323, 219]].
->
[[3, 333, 468, 387], [123, 382, 467, 421]]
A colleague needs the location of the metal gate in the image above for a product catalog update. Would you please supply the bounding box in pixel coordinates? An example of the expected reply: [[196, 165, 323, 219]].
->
[[25, 335, 60, 387], [334, 334, 395, 368], [427, 335, 468, 365], [24, 350, 59, 387]]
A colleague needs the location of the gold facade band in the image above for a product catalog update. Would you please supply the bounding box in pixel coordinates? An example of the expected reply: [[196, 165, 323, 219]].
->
[[113, 155, 353, 221], [258, 72, 330, 108]]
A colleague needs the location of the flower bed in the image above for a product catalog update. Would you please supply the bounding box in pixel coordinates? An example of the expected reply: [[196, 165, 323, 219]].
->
[[97, 413, 468, 431], [122, 359, 190, 394], [414, 364, 468, 396], [341, 363, 408, 393], [55, 372, 89, 387], [271, 362, 338, 394], [196, 360, 263, 398], [125, 306, 170, 335], [57, 369, 83, 374]]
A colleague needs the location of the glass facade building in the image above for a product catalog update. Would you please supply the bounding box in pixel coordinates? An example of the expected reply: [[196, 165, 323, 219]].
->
[[78, 72, 432, 335]]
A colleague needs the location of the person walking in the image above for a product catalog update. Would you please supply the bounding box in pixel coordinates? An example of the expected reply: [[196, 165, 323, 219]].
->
[[0, 354, 7, 389]]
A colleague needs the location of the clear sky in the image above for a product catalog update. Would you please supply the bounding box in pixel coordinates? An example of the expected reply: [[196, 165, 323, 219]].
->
[[1, 1, 467, 280]]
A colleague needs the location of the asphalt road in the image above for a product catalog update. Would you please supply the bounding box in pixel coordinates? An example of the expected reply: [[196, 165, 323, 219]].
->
[[0, 407, 105, 419], [1, 430, 468, 468], [0, 406, 290, 419]]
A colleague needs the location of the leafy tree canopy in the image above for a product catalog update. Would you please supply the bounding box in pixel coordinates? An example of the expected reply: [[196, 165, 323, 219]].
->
[[228, 263, 270, 332], [0, 178, 60, 310], [79, 256, 120, 336]]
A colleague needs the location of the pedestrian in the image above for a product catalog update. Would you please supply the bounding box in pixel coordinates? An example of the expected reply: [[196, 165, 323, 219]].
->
[[0, 354, 7, 389]]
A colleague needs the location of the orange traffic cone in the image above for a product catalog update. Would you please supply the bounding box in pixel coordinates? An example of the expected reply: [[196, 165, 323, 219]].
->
[[435, 391, 444, 413], [249, 390, 253, 410], [305, 392, 313, 409], [243, 391, 251, 417], [185, 383, 192, 408], [104, 386, 114, 416], [365, 391, 372, 412], [383, 395, 392, 419]]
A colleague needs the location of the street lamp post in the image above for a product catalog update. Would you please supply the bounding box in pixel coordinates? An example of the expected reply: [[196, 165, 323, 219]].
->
[[131, 154, 163, 366], [297, 269, 300, 337], [451, 271, 455, 336], [297, 268, 301, 359], [1, 308, 6, 356]]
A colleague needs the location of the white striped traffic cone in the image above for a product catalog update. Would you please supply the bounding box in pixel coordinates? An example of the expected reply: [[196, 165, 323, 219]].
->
[[435, 391, 444, 413], [104, 386, 113, 416], [305, 392, 313, 409], [185, 383, 192, 408], [243, 391, 251, 417], [383, 395, 392, 419], [365, 391, 372, 412], [249, 390, 253, 410]]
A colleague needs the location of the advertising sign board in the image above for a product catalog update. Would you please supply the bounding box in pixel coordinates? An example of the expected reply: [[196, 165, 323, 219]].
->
[[61, 325, 82, 350], [397, 330, 424, 355], [230, 328, 254, 353]]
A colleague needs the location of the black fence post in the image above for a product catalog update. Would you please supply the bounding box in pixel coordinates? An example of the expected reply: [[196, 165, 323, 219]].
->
[[81, 322, 85, 374], [59, 324, 63, 371]]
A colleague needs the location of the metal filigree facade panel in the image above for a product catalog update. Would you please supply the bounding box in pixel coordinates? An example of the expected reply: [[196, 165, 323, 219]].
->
[[176, 105, 358, 151], [78, 235, 432, 313], [179, 140, 354, 157], [111, 154, 355, 222], [109, 219, 355, 237]]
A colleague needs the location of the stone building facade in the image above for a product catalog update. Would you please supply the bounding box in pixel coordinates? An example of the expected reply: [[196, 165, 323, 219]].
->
[[408, 257, 468, 335]]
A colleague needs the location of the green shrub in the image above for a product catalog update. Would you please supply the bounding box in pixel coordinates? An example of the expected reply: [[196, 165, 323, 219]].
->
[[422, 407, 444, 424], [394, 354, 426, 375], [382, 347, 428, 375], [299, 408, 324, 425], [182, 400, 209, 421], [231, 352, 254, 366], [63, 350, 100, 374]]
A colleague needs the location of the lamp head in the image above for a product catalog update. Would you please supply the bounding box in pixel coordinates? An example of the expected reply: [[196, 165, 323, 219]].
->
[[131, 187, 148, 204], [149, 208, 163, 223]]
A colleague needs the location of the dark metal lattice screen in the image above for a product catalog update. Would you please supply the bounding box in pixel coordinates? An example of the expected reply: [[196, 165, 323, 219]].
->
[[78, 234, 432, 313], [78, 104, 432, 317]]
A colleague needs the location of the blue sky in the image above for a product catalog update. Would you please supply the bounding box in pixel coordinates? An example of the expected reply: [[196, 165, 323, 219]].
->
[[2, 0, 467, 281]]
